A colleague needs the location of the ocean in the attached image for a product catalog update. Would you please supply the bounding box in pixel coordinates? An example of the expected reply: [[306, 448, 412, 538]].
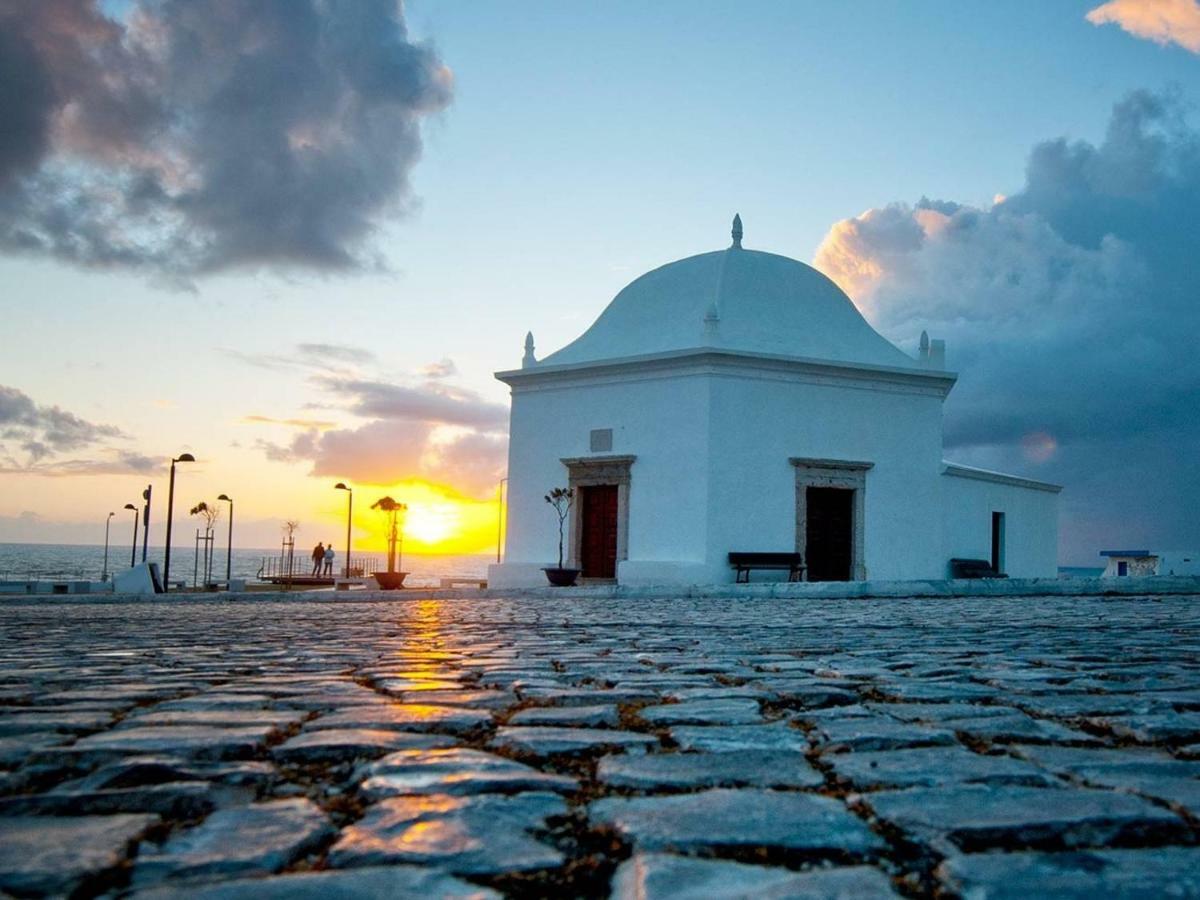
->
[[0, 542, 492, 588]]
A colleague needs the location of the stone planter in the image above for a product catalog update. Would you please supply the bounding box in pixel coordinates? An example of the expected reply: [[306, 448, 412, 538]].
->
[[542, 567, 581, 587], [373, 571, 408, 590]]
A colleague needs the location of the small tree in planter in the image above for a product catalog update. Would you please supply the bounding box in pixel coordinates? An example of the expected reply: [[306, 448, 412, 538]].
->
[[543, 487, 578, 586], [190, 501, 220, 587], [370, 496, 408, 589]]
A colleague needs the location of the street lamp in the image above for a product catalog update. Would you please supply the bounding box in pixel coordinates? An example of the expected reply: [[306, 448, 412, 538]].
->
[[334, 482, 352, 577], [123, 503, 138, 568], [217, 494, 233, 584], [496, 476, 508, 564], [163, 453, 195, 591], [102, 512, 115, 582]]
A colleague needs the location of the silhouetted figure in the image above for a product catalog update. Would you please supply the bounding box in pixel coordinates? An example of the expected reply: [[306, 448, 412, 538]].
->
[[323, 544, 335, 577], [311, 542, 324, 576]]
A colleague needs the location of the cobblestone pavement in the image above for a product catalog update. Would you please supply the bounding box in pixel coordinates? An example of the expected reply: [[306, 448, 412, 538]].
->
[[2, 594, 1199, 898]]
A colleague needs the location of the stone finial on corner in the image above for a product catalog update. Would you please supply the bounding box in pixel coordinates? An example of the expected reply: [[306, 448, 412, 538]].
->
[[919, 330, 930, 361], [918, 331, 946, 369], [731, 213, 743, 249], [521, 331, 537, 368]]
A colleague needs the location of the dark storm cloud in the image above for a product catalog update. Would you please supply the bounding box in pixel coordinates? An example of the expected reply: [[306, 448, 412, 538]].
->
[[0, 0, 452, 279], [814, 90, 1200, 560]]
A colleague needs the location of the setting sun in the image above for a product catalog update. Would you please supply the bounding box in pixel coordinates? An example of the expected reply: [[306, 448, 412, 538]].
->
[[345, 480, 500, 556]]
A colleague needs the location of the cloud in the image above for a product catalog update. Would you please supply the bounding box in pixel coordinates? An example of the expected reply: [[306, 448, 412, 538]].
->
[[257, 420, 505, 496], [297, 343, 378, 366], [318, 377, 508, 430], [0, 448, 159, 477], [242, 414, 337, 431], [420, 358, 458, 379], [245, 349, 508, 496], [1086, 0, 1200, 53], [0, 384, 127, 469], [813, 90, 1200, 561], [0, 0, 452, 280]]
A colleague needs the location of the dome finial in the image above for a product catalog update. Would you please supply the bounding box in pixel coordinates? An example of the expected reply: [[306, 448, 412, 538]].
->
[[731, 213, 743, 249]]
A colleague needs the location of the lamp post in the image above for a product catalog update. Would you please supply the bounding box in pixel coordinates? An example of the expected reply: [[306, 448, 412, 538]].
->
[[140, 484, 152, 562], [163, 453, 195, 591], [102, 512, 115, 582], [123, 503, 138, 567], [217, 494, 233, 584], [496, 476, 508, 564], [334, 482, 352, 577]]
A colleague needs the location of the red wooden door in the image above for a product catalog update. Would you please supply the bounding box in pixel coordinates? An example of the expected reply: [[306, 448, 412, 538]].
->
[[580, 484, 618, 578]]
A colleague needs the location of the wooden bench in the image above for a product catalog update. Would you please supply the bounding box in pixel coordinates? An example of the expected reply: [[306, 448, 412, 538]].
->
[[949, 558, 1008, 579], [729, 552, 805, 583], [439, 577, 487, 589]]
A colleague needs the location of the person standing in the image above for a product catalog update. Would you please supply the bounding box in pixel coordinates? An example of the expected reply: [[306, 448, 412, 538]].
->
[[323, 544, 335, 577], [311, 542, 324, 576]]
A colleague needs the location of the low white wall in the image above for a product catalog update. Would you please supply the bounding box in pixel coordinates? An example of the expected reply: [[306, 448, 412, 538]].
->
[[941, 468, 1059, 578]]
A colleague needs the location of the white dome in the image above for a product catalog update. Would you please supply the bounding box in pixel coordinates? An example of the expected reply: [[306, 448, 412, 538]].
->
[[541, 243, 919, 371]]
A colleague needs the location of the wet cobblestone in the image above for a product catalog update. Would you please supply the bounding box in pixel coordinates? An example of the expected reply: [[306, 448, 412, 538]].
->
[[1, 593, 1199, 897]]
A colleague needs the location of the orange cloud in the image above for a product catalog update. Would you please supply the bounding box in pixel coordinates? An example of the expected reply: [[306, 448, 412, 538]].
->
[[1086, 0, 1200, 53]]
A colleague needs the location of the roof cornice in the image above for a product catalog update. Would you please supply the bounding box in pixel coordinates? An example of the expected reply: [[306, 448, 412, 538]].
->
[[497, 347, 957, 396], [942, 462, 1062, 494]]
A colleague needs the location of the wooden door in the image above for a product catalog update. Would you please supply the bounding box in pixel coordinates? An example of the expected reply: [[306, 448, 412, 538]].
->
[[806, 487, 853, 581], [580, 484, 618, 578]]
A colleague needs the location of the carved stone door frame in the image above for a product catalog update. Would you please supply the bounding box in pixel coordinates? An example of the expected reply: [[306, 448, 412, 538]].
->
[[790, 457, 872, 581], [560, 455, 635, 576]]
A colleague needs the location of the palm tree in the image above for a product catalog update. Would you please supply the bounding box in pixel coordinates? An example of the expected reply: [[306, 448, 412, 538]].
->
[[371, 496, 408, 574]]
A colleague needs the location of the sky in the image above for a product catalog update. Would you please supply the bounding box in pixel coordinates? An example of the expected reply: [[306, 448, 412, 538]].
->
[[0, 0, 1197, 564]]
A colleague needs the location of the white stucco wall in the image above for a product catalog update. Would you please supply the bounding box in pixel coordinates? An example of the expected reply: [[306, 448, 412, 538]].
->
[[940, 467, 1059, 578], [704, 371, 948, 582], [491, 368, 711, 588]]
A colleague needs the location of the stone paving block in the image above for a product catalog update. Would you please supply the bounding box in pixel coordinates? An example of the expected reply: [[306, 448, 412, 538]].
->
[[637, 698, 764, 726], [273, 728, 455, 763], [69, 756, 277, 791], [0, 709, 116, 735], [0, 731, 67, 765], [813, 718, 958, 752], [67, 724, 276, 761], [132, 865, 501, 899], [597, 750, 824, 790], [509, 704, 619, 727], [328, 792, 567, 874], [0, 813, 158, 895], [361, 747, 577, 797], [519, 686, 661, 706], [828, 746, 1059, 790], [865, 784, 1188, 851], [120, 709, 306, 730], [610, 853, 899, 899], [154, 693, 277, 711], [664, 686, 777, 702], [375, 678, 465, 693], [868, 702, 1022, 722], [309, 704, 492, 734], [946, 713, 1100, 744], [937, 846, 1200, 899], [1011, 744, 1200, 810], [0, 781, 230, 818], [133, 798, 333, 886], [759, 683, 861, 708], [590, 788, 884, 855], [491, 726, 658, 756], [395, 688, 512, 708], [670, 722, 809, 752], [1098, 712, 1200, 744]]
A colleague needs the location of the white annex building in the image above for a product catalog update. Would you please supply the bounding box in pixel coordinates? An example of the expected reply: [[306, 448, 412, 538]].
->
[[489, 217, 1060, 588]]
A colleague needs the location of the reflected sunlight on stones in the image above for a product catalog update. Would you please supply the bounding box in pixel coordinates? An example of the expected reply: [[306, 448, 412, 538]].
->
[[327, 792, 567, 874]]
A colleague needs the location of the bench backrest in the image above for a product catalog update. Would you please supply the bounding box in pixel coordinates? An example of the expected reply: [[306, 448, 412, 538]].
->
[[728, 552, 804, 566]]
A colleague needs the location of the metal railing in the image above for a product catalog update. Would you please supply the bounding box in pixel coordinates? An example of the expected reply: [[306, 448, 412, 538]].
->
[[256, 555, 380, 580]]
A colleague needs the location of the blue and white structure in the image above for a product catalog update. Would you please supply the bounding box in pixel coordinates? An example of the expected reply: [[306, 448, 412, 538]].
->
[[490, 217, 1060, 588]]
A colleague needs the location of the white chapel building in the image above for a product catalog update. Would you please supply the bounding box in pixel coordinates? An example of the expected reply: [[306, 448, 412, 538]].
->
[[489, 217, 1060, 588]]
